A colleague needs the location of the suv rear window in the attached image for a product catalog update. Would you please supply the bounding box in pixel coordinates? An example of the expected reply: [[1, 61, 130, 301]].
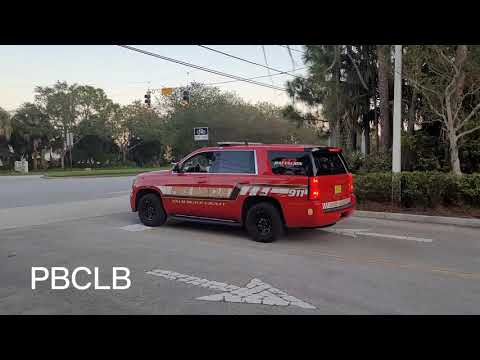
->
[[311, 150, 348, 175], [268, 151, 313, 176]]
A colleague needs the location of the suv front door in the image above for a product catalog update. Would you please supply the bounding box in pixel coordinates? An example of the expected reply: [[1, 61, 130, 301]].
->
[[161, 151, 218, 217]]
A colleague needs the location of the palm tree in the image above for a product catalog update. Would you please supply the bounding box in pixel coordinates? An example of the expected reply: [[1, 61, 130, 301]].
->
[[376, 45, 392, 151]]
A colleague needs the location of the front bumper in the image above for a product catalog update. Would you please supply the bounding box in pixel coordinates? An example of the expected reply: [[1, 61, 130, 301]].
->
[[130, 189, 136, 212]]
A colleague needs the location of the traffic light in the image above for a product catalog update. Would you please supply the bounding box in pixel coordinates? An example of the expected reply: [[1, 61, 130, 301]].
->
[[144, 92, 151, 107], [182, 90, 190, 106]]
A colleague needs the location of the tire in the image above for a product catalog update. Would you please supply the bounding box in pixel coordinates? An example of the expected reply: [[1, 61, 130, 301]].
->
[[245, 202, 284, 243], [138, 193, 167, 227]]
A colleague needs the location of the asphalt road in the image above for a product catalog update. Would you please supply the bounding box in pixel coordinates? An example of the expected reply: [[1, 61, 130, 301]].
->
[[1, 175, 479, 314], [0, 175, 133, 209]]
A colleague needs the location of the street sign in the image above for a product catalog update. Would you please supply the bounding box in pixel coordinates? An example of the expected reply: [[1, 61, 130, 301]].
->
[[161, 87, 174, 96], [193, 127, 209, 141]]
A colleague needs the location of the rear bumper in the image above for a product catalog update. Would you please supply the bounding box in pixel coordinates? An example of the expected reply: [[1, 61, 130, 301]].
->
[[284, 194, 356, 228]]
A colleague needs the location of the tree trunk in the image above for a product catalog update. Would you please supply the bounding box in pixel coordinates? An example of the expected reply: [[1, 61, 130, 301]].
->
[[61, 150, 65, 169], [32, 154, 37, 171], [31, 140, 37, 171], [449, 132, 462, 175], [407, 88, 417, 136], [334, 45, 343, 147], [377, 45, 392, 151], [363, 114, 371, 155], [350, 122, 357, 152], [447, 45, 468, 175]]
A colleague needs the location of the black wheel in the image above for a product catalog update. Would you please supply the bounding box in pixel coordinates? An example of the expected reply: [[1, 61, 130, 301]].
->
[[245, 203, 284, 243], [138, 193, 166, 227]]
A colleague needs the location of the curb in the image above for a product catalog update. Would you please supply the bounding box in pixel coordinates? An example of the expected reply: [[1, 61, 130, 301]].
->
[[353, 210, 480, 228]]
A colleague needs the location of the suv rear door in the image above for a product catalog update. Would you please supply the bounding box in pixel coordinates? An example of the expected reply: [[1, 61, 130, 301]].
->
[[308, 148, 353, 210], [203, 149, 257, 221]]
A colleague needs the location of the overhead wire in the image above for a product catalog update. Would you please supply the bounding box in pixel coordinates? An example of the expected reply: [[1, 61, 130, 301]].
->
[[198, 45, 305, 79], [117, 45, 287, 91]]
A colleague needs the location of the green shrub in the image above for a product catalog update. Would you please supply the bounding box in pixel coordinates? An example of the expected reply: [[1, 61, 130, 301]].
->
[[344, 151, 365, 173], [354, 171, 479, 208], [353, 172, 393, 203], [359, 152, 392, 173], [458, 174, 480, 205], [400, 172, 458, 208]]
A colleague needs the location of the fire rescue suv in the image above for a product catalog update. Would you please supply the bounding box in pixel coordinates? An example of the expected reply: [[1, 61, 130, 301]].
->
[[130, 142, 355, 242]]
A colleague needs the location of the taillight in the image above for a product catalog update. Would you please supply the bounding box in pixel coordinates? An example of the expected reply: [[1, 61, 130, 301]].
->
[[309, 176, 320, 200], [347, 173, 353, 193]]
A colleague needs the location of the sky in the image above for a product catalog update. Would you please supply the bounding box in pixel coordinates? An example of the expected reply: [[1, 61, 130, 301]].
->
[[0, 45, 307, 112]]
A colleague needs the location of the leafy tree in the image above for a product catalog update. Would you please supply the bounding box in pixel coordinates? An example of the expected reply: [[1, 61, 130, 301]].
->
[[161, 83, 321, 159], [34, 82, 120, 168], [122, 101, 165, 165], [10, 103, 56, 170], [34, 81, 79, 169], [404, 45, 480, 175], [376, 45, 392, 151], [0, 107, 13, 168]]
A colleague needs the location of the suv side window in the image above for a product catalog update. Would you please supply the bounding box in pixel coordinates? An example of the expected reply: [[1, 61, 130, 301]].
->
[[212, 151, 256, 174], [268, 151, 313, 176], [181, 152, 217, 173]]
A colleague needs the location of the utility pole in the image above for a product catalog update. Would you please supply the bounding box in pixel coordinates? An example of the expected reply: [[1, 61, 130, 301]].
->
[[392, 45, 402, 205], [392, 45, 402, 173]]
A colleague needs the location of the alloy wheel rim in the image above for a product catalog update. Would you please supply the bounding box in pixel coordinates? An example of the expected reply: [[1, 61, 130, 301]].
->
[[255, 210, 272, 235], [143, 199, 156, 221]]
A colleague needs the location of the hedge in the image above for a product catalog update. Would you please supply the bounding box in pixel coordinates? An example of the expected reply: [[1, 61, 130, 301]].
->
[[354, 172, 480, 208]]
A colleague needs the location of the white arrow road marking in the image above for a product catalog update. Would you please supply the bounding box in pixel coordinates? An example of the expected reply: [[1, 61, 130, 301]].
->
[[322, 228, 433, 243], [120, 224, 154, 232], [146, 269, 316, 309]]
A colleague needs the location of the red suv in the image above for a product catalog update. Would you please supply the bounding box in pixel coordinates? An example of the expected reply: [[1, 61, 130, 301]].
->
[[130, 143, 355, 242]]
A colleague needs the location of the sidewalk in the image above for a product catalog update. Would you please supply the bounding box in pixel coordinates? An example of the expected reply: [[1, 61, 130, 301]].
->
[[354, 210, 480, 228]]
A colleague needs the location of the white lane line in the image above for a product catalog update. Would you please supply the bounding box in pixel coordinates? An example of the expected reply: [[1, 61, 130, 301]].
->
[[120, 224, 153, 232], [359, 232, 433, 243], [147, 269, 316, 309], [323, 228, 369, 238], [105, 190, 130, 196], [322, 228, 433, 243]]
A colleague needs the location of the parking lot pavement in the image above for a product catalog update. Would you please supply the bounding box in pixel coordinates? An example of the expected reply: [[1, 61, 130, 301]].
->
[[1, 204, 480, 314]]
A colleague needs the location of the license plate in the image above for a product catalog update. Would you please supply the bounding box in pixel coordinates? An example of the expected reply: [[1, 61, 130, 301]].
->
[[334, 185, 342, 194]]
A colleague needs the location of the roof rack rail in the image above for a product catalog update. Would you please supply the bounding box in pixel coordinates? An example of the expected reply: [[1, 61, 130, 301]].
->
[[217, 141, 263, 146]]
